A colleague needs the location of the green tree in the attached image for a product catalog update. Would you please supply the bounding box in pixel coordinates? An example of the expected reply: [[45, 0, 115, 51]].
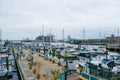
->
[[51, 69, 60, 80], [49, 50, 52, 56], [52, 49, 55, 58], [51, 48, 56, 62], [57, 51, 61, 60], [64, 50, 68, 62], [57, 51, 61, 66], [105, 50, 109, 59], [4, 40, 10, 47]]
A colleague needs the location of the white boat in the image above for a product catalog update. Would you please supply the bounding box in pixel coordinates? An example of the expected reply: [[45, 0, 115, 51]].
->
[[0, 66, 8, 77], [109, 55, 120, 65], [0, 54, 8, 77]]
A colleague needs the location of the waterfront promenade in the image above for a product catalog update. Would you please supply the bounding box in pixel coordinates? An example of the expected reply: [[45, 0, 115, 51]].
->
[[23, 49, 80, 80], [14, 46, 80, 80], [23, 49, 63, 80], [14, 48, 36, 80]]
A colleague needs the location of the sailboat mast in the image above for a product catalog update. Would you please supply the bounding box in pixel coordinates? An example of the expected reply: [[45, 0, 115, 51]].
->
[[63, 29, 64, 43], [42, 24, 44, 45], [0, 29, 2, 45], [0, 29, 2, 41], [50, 28, 52, 43], [62, 29, 65, 48], [50, 28, 52, 50], [117, 28, 119, 37], [83, 29, 85, 45]]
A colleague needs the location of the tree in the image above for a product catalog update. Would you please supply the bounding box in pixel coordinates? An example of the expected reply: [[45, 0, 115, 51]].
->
[[105, 50, 109, 59], [64, 50, 68, 69], [51, 48, 56, 63], [49, 50, 52, 56], [64, 51, 68, 62], [51, 69, 60, 80], [4, 40, 10, 47], [57, 51, 61, 66]]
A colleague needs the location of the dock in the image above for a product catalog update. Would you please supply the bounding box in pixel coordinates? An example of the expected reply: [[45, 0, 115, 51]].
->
[[107, 46, 120, 51], [11, 44, 82, 80], [12, 45, 36, 80]]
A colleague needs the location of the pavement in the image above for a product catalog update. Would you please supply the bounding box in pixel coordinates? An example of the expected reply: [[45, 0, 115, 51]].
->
[[23, 49, 63, 80], [15, 48, 80, 80]]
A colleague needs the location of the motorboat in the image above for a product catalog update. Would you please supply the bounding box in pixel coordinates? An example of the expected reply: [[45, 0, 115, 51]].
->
[[109, 55, 120, 65], [0, 66, 7, 77], [0, 51, 8, 77]]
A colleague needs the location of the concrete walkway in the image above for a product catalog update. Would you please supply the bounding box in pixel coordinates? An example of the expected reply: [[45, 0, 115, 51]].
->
[[23, 49, 63, 80], [14, 48, 36, 80]]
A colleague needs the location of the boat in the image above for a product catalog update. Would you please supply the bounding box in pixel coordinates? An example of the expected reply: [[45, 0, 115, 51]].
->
[[109, 54, 120, 65], [0, 65, 7, 77], [7, 66, 13, 78], [78, 51, 91, 58], [0, 57, 8, 77], [0, 47, 8, 77]]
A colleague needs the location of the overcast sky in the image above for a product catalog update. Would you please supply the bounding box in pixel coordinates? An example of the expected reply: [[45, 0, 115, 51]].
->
[[0, 0, 120, 40]]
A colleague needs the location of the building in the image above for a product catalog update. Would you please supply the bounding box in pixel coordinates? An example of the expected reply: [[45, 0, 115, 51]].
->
[[106, 34, 120, 44], [67, 35, 71, 42], [36, 35, 54, 42]]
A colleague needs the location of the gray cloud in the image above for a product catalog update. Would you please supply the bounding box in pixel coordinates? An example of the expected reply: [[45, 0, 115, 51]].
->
[[0, 0, 120, 40]]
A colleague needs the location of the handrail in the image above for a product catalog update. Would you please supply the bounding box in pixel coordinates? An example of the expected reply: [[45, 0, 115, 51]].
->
[[11, 45, 25, 80]]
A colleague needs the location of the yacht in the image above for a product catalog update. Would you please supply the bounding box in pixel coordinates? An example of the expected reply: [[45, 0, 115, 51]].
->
[[109, 55, 120, 65], [0, 55, 8, 77]]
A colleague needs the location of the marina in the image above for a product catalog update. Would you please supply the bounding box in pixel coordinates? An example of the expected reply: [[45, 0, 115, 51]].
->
[[1, 0, 120, 80], [0, 42, 20, 80], [0, 37, 120, 80], [8, 41, 120, 80]]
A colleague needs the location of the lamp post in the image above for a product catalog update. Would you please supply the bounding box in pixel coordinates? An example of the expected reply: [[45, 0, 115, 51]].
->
[[63, 51, 68, 80]]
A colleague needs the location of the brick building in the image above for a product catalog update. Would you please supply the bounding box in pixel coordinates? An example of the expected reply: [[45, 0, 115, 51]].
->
[[106, 35, 120, 44], [36, 35, 54, 42]]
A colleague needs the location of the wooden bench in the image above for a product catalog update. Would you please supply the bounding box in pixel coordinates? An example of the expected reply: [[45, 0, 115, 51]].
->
[[78, 75, 88, 80]]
